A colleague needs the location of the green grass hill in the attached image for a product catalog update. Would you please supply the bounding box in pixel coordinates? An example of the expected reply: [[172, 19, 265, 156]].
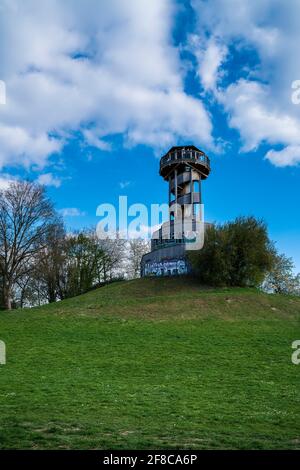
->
[[0, 277, 299, 449]]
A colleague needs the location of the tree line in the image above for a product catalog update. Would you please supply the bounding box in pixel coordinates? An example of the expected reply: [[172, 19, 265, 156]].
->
[[0, 180, 298, 310], [0, 180, 149, 309]]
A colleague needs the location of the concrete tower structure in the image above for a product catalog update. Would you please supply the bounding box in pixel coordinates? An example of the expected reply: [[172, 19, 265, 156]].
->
[[141, 145, 211, 277]]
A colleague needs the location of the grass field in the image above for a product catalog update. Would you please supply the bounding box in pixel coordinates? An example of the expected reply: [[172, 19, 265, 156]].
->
[[0, 277, 299, 449]]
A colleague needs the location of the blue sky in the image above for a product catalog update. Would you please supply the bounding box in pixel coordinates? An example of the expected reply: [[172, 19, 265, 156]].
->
[[0, 0, 300, 271]]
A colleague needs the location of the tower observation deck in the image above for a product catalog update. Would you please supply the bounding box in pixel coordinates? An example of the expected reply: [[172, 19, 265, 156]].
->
[[141, 145, 211, 277]]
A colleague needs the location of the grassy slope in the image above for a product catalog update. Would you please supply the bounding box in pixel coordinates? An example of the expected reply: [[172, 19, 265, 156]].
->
[[0, 277, 299, 450]]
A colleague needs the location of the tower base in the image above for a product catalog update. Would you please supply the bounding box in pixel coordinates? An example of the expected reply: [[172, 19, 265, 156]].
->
[[141, 244, 191, 277]]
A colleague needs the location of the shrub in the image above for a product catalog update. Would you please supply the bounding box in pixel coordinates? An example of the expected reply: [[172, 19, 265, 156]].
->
[[189, 216, 275, 287]]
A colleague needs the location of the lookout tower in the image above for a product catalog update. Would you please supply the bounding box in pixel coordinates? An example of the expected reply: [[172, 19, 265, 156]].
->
[[141, 145, 211, 277]]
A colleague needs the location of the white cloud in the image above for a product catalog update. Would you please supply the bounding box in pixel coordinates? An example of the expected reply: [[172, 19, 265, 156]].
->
[[218, 80, 300, 151], [191, 0, 281, 62], [265, 146, 300, 167], [82, 130, 112, 152], [37, 172, 61, 187], [190, 0, 300, 165], [4, 0, 300, 169], [0, 125, 61, 169], [59, 207, 86, 217], [0, 0, 213, 171], [189, 35, 227, 91], [200, 40, 227, 91]]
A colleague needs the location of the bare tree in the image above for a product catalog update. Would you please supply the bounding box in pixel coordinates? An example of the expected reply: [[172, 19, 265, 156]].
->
[[34, 221, 66, 303], [126, 239, 150, 279], [0, 181, 58, 310], [97, 235, 127, 282], [263, 253, 300, 295]]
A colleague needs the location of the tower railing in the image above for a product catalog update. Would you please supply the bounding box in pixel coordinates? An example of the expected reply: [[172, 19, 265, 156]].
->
[[160, 149, 210, 174]]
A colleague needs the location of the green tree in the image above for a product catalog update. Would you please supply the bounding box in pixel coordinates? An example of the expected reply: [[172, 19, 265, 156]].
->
[[63, 232, 102, 298], [62, 230, 125, 298], [189, 216, 275, 287]]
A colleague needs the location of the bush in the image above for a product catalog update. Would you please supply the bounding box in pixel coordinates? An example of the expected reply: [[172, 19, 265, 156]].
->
[[188, 216, 275, 287]]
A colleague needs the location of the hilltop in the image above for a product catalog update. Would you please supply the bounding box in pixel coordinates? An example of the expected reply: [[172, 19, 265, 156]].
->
[[0, 278, 299, 449], [29, 276, 300, 321]]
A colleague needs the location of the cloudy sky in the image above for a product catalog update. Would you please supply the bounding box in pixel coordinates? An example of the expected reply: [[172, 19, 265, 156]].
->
[[0, 0, 299, 269]]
